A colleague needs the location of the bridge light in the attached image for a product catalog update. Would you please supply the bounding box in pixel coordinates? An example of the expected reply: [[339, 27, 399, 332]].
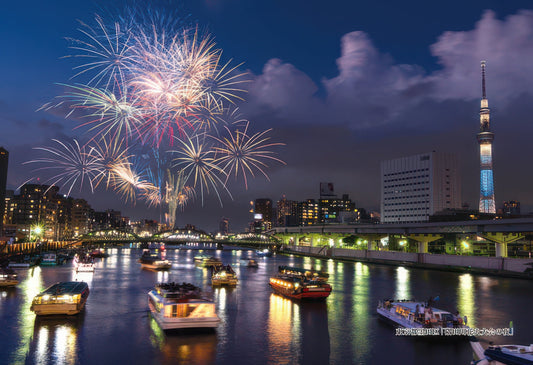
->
[[462, 241, 469, 249]]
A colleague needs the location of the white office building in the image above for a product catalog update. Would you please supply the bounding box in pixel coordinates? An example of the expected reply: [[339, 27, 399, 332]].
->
[[380, 152, 461, 223]]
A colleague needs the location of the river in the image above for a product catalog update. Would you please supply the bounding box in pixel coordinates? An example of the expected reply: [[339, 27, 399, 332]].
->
[[1, 245, 531, 364]]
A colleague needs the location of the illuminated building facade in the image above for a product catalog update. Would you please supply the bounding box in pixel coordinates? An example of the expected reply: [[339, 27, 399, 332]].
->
[[477, 61, 496, 214], [381, 152, 461, 223], [0, 147, 8, 236], [254, 198, 273, 230], [300, 199, 319, 226]]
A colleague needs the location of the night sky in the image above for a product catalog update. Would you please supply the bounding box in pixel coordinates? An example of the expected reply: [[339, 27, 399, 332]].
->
[[2, 0, 533, 232]]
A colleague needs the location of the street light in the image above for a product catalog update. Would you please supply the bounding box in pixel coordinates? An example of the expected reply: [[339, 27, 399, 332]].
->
[[30, 224, 43, 242]]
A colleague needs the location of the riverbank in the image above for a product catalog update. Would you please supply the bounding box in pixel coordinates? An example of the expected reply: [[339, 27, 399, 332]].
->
[[281, 245, 533, 279]]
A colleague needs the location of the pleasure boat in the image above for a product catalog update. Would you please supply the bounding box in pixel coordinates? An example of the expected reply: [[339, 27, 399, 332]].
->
[[40, 252, 58, 266], [278, 265, 329, 281], [211, 265, 238, 286], [148, 282, 220, 331], [470, 337, 533, 365], [8, 254, 39, 268], [241, 258, 258, 268], [30, 281, 90, 315], [194, 255, 222, 268], [269, 275, 332, 300], [138, 251, 171, 270], [0, 267, 18, 287], [377, 299, 469, 332], [74, 254, 95, 273], [256, 249, 273, 257], [89, 249, 109, 258]]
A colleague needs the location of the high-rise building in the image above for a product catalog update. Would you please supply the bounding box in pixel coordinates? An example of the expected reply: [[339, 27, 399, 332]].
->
[[71, 199, 91, 237], [219, 217, 229, 235], [478, 61, 496, 214], [254, 198, 273, 229], [380, 152, 461, 223], [300, 199, 319, 226], [0, 147, 8, 236], [276, 196, 299, 227], [502, 201, 520, 216]]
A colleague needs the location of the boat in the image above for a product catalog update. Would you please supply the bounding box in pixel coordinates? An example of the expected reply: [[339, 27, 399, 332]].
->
[[0, 267, 19, 287], [30, 281, 90, 315], [138, 251, 171, 270], [241, 258, 259, 268], [256, 249, 273, 257], [211, 265, 238, 286], [40, 252, 58, 266], [8, 254, 39, 268], [194, 255, 222, 268], [377, 299, 469, 333], [73, 254, 95, 273], [148, 282, 220, 331], [89, 249, 109, 258], [470, 337, 533, 365], [269, 275, 332, 300], [278, 265, 329, 281]]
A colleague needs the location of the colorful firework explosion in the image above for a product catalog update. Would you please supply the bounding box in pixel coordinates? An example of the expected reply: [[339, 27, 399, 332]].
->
[[30, 9, 284, 227]]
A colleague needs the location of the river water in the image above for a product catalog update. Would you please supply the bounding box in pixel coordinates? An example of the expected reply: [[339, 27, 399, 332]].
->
[[1, 245, 531, 365]]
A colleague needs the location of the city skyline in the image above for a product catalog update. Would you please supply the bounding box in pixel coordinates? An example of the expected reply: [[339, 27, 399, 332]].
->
[[2, 1, 533, 231]]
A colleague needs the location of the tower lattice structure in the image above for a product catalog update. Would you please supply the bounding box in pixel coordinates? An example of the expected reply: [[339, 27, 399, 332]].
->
[[477, 61, 496, 214]]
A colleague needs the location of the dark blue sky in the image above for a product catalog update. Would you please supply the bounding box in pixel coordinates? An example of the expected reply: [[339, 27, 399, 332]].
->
[[2, 0, 533, 231]]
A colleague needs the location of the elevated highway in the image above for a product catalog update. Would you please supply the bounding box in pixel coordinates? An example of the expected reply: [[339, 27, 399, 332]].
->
[[267, 218, 533, 257]]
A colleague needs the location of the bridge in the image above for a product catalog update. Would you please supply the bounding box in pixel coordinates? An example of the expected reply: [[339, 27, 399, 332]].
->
[[268, 217, 533, 258], [77, 229, 280, 250]]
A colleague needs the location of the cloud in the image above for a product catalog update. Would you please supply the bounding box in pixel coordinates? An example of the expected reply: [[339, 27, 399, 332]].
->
[[243, 10, 533, 132], [234, 9, 533, 222], [429, 10, 533, 103]]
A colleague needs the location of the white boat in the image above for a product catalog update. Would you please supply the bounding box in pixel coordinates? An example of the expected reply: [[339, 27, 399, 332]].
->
[[377, 299, 468, 332], [74, 254, 95, 273], [211, 265, 238, 286], [138, 251, 171, 270], [0, 268, 18, 287], [194, 255, 222, 268], [30, 281, 90, 315], [148, 282, 220, 331], [470, 337, 533, 365]]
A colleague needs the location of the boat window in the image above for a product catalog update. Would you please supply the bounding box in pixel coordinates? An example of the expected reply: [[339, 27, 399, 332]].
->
[[172, 305, 178, 317]]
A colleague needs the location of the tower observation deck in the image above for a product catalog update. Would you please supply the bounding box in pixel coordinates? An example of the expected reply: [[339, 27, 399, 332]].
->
[[477, 61, 496, 214]]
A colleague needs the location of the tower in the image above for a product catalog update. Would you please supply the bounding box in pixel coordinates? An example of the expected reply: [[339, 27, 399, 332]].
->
[[477, 61, 496, 214]]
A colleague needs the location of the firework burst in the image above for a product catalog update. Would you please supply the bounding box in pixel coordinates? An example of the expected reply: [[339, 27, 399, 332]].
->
[[212, 122, 286, 189], [25, 139, 101, 196], [32, 9, 284, 226]]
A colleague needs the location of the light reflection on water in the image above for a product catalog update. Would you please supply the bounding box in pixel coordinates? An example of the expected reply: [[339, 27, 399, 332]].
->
[[395, 266, 411, 300], [353, 262, 370, 364], [457, 273, 476, 327], [267, 293, 301, 363], [0, 247, 531, 364]]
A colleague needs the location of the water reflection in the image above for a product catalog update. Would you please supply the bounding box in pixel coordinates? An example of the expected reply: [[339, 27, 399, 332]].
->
[[457, 274, 476, 327], [149, 317, 217, 364], [71, 271, 94, 287], [267, 294, 301, 363], [353, 262, 370, 363], [29, 314, 84, 365], [300, 301, 330, 365], [11, 267, 43, 364], [395, 266, 411, 300]]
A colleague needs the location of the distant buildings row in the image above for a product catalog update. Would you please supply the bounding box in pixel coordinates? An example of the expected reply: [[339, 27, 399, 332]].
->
[[250, 151, 522, 231], [249, 183, 378, 232], [1, 183, 163, 241]]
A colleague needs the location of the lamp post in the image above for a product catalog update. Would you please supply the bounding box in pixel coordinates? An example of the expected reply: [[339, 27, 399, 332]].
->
[[30, 224, 43, 242]]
